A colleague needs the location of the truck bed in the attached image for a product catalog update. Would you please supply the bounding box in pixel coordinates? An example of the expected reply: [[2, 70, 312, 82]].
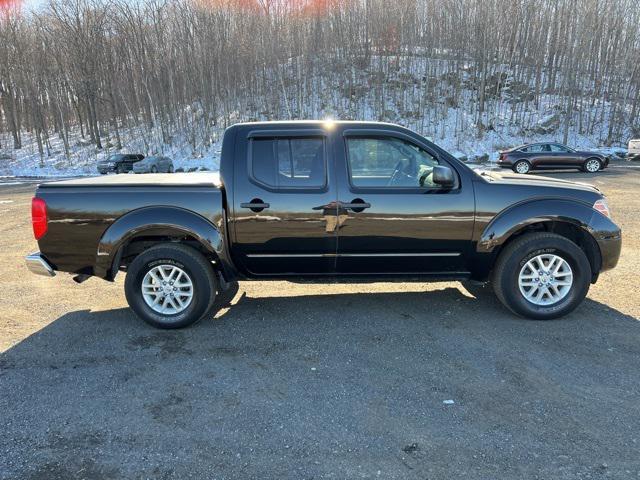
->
[[40, 172, 222, 188], [34, 172, 225, 277]]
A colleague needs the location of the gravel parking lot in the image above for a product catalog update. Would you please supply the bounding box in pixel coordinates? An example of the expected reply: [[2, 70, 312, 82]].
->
[[1, 168, 639, 479]]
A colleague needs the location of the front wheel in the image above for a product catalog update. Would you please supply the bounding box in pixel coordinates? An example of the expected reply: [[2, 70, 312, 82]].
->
[[124, 244, 217, 328], [583, 158, 602, 173], [492, 233, 591, 320]]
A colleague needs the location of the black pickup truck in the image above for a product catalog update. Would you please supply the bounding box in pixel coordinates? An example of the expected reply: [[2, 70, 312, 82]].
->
[[26, 121, 622, 328]]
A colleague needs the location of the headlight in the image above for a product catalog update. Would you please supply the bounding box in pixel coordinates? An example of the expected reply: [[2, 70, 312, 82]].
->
[[593, 199, 611, 218]]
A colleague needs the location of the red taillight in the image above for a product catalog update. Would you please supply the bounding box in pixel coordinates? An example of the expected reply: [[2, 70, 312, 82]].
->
[[31, 197, 48, 240]]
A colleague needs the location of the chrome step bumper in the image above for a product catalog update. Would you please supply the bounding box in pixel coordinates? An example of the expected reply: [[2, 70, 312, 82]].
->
[[25, 252, 56, 277]]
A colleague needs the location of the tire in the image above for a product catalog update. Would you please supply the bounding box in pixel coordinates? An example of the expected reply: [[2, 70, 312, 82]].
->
[[116, 165, 126, 174], [168, 165, 174, 173], [512, 160, 531, 174], [492, 232, 591, 320], [151, 165, 158, 173], [582, 158, 602, 173], [124, 244, 218, 329]]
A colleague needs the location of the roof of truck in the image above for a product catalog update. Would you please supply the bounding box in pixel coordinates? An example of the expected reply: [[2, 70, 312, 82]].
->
[[39, 172, 222, 188], [232, 119, 404, 128]]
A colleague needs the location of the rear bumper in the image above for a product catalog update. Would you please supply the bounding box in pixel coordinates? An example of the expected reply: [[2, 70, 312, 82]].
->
[[25, 252, 56, 277]]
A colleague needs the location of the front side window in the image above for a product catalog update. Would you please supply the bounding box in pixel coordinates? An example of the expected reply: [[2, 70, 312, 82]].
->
[[251, 137, 325, 188], [550, 144, 568, 152], [346, 137, 441, 188]]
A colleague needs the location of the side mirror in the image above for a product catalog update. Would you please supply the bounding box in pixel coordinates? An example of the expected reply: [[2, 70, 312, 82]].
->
[[432, 165, 454, 188]]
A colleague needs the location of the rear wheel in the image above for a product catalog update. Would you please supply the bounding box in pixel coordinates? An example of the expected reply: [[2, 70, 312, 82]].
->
[[124, 244, 217, 329], [492, 233, 591, 320], [513, 160, 531, 174], [583, 158, 602, 173]]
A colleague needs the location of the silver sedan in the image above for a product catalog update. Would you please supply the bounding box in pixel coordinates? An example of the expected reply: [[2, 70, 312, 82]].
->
[[132, 156, 174, 174]]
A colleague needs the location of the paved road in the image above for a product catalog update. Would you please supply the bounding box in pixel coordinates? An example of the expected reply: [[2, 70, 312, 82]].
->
[[1, 170, 639, 479]]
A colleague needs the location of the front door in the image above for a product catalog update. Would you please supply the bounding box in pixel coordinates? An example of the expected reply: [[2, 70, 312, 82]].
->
[[334, 129, 475, 275], [231, 130, 338, 276], [549, 144, 580, 166]]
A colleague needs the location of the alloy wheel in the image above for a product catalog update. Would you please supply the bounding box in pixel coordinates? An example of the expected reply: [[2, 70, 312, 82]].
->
[[515, 161, 530, 174], [141, 264, 194, 314], [518, 254, 573, 306], [585, 159, 601, 172]]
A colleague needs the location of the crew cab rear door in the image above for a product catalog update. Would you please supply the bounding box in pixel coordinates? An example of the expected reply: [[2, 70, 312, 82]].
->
[[231, 128, 338, 275], [334, 127, 475, 274]]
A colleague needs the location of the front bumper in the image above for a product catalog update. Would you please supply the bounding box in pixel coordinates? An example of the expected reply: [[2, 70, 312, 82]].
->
[[25, 252, 56, 277], [589, 213, 622, 272]]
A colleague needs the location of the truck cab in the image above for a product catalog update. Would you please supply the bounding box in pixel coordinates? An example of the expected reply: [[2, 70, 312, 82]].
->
[[222, 121, 473, 277]]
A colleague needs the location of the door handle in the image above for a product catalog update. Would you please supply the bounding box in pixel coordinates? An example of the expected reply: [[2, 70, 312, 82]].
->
[[341, 199, 371, 213], [241, 199, 270, 212]]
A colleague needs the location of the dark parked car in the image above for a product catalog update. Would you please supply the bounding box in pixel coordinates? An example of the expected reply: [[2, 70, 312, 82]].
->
[[497, 143, 609, 174], [26, 121, 621, 329], [97, 154, 145, 174]]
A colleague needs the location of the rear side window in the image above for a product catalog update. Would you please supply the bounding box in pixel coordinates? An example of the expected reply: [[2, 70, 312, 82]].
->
[[528, 144, 550, 153], [250, 137, 326, 188]]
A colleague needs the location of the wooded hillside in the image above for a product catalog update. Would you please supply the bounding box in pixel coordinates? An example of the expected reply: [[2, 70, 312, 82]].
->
[[1, 0, 639, 165]]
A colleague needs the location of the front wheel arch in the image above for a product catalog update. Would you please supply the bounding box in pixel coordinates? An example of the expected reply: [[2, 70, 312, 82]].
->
[[490, 220, 601, 283]]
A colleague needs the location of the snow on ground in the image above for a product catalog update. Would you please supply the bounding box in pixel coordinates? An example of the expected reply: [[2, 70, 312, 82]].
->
[[0, 113, 631, 179], [0, 127, 630, 179], [0, 126, 222, 178]]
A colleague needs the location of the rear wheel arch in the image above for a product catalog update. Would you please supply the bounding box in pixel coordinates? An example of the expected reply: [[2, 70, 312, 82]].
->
[[95, 206, 228, 280]]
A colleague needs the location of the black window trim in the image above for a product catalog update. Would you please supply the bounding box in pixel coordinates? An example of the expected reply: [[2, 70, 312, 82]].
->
[[342, 129, 460, 193], [247, 134, 329, 193]]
